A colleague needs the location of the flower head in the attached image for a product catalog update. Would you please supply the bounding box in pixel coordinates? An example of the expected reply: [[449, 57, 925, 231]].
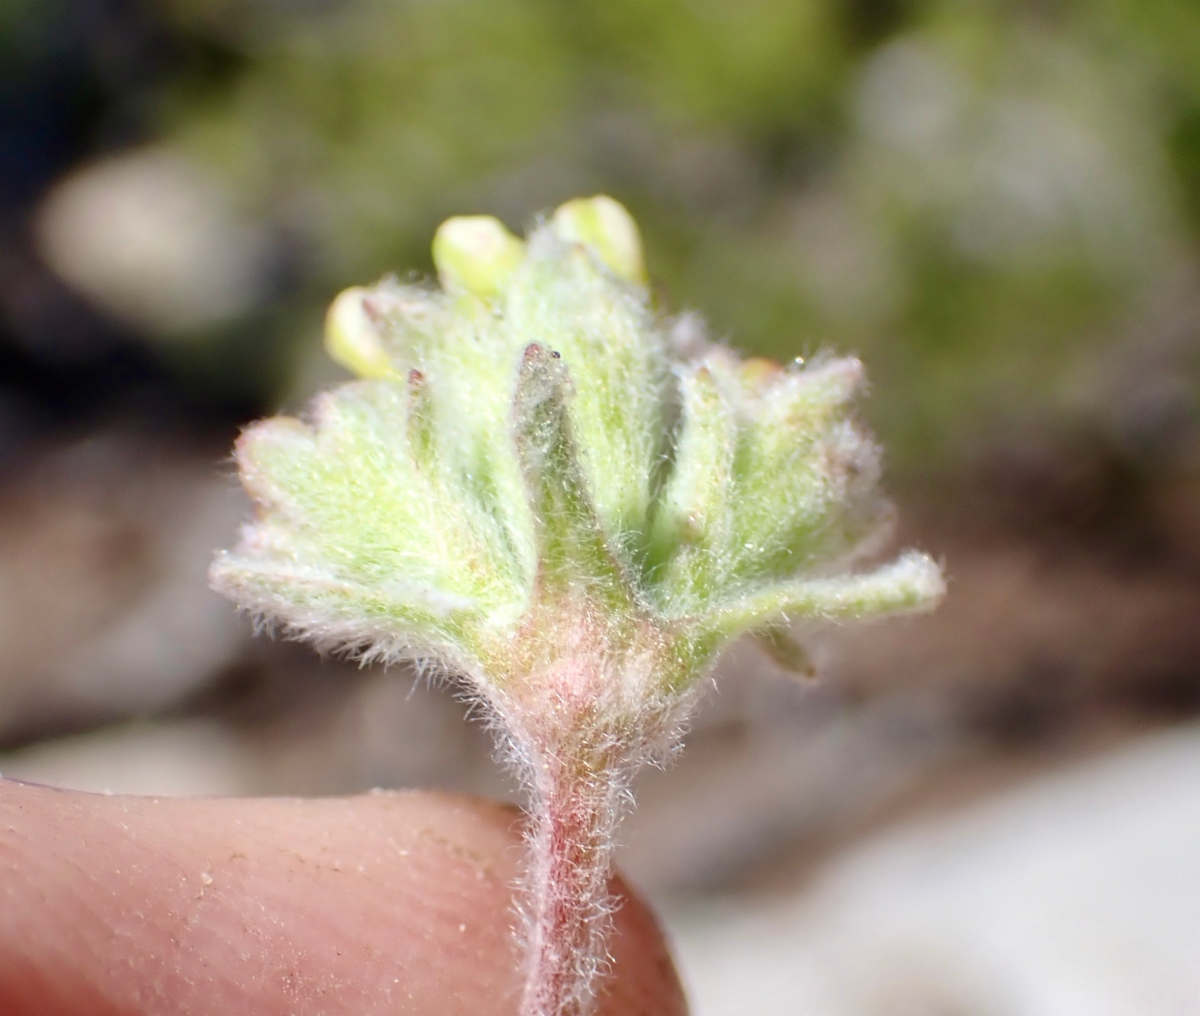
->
[[210, 195, 943, 1016], [214, 196, 940, 716]]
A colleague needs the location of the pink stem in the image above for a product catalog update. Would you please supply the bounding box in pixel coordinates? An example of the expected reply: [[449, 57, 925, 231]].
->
[[519, 744, 624, 1016]]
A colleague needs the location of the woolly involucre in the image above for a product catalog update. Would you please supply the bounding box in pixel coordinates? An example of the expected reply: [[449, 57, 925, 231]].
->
[[211, 196, 944, 1016]]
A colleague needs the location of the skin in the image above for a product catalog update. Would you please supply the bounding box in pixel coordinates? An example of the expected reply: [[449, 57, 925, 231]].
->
[[0, 781, 687, 1016]]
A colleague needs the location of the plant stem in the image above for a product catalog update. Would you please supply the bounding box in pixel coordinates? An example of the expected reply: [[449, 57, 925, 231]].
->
[[519, 740, 625, 1016]]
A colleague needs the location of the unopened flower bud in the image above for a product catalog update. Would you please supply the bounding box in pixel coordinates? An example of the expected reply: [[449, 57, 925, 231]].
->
[[432, 215, 525, 297], [324, 286, 394, 379], [550, 195, 646, 284]]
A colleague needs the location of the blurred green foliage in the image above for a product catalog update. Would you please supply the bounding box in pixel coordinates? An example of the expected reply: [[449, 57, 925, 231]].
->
[[78, 0, 1200, 464]]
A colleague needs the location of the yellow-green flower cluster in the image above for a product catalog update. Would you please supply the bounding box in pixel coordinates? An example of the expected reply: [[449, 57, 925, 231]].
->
[[212, 195, 942, 729], [211, 195, 943, 1016]]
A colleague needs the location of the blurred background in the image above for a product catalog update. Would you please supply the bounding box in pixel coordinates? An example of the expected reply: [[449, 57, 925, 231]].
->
[[2, 0, 1200, 1012]]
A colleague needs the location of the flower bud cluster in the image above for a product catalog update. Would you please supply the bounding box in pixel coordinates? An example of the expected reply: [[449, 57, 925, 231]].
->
[[211, 195, 943, 1016]]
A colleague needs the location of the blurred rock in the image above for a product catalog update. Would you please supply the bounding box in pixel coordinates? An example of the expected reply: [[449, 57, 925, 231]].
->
[[192, 643, 513, 801], [0, 429, 250, 741], [668, 721, 1200, 1016], [621, 647, 963, 891], [0, 717, 256, 797], [0, 669, 513, 804], [0, 639, 511, 802], [34, 149, 270, 337]]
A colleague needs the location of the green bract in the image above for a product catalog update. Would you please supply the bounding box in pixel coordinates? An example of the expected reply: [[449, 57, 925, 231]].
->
[[213, 196, 942, 732]]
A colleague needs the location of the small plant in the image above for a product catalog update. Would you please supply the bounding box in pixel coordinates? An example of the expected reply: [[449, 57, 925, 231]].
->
[[211, 196, 943, 1016]]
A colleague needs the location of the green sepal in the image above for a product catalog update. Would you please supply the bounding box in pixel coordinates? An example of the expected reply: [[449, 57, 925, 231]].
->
[[405, 368, 437, 469], [706, 551, 944, 643], [512, 343, 637, 615], [504, 235, 666, 549], [650, 364, 736, 608]]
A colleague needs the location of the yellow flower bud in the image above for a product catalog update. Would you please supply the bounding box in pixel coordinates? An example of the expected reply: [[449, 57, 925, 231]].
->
[[432, 215, 524, 298], [323, 286, 394, 379], [550, 195, 646, 285]]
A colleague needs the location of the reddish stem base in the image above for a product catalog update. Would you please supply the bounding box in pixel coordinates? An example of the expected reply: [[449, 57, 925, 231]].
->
[[519, 747, 623, 1016]]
